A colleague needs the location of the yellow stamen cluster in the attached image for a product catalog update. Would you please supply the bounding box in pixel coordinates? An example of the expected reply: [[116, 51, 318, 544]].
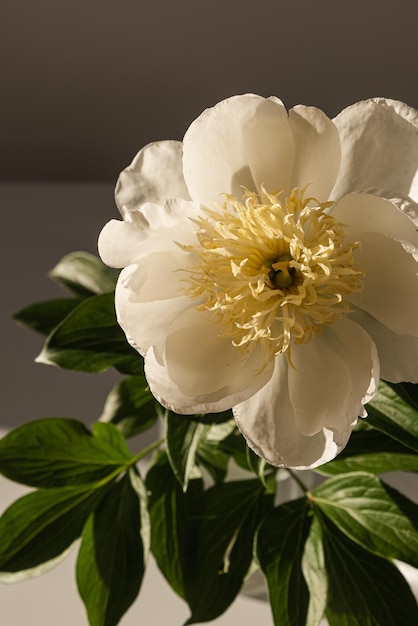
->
[[183, 187, 363, 365]]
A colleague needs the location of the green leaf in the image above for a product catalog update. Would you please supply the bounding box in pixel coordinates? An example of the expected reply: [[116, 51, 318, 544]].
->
[[367, 381, 418, 452], [185, 480, 274, 624], [99, 375, 158, 438], [165, 412, 209, 490], [195, 420, 236, 484], [319, 429, 418, 476], [245, 446, 277, 492], [36, 293, 143, 375], [312, 471, 418, 567], [195, 442, 230, 484], [76, 470, 148, 626], [0, 418, 131, 488], [256, 498, 310, 626], [302, 516, 327, 626], [320, 515, 418, 626], [177, 409, 234, 425], [146, 453, 203, 599], [382, 482, 418, 529], [13, 298, 81, 335], [49, 251, 117, 297], [147, 455, 273, 624], [220, 430, 254, 472], [389, 381, 418, 412], [0, 483, 109, 575], [91, 421, 132, 459]]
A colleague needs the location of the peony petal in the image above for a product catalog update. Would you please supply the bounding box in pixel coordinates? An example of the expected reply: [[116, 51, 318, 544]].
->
[[349, 231, 418, 337], [115, 140, 190, 215], [98, 198, 201, 267], [144, 345, 273, 415], [243, 97, 295, 195], [350, 307, 418, 383], [234, 319, 379, 469], [332, 98, 418, 202], [331, 192, 418, 248], [289, 319, 379, 433], [234, 355, 344, 469], [288, 105, 341, 201], [164, 306, 274, 397], [121, 250, 190, 303], [98, 219, 148, 268], [183, 94, 267, 205], [115, 267, 191, 356]]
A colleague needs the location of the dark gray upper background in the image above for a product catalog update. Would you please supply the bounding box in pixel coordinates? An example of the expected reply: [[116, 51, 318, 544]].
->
[[1, 0, 417, 435], [2, 0, 417, 182]]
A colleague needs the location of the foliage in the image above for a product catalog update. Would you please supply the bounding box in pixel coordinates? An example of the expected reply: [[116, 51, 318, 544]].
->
[[2, 251, 418, 625]]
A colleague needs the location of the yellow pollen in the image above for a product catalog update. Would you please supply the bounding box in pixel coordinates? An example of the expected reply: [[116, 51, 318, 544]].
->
[[181, 187, 363, 365]]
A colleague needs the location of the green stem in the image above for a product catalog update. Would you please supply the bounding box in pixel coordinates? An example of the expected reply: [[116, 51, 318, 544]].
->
[[286, 468, 310, 495]]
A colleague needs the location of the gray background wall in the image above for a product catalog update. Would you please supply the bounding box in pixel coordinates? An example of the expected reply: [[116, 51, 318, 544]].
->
[[2, 0, 418, 182]]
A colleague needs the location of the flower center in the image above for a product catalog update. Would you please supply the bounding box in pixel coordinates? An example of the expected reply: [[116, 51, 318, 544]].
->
[[182, 187, 363, 364]]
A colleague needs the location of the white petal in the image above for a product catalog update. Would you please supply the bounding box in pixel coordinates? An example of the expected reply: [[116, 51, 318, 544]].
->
[[350, 231, 418, 336], [183, 94, 267, 205], [98, 198, 201, 267], [288, 105, 341, 201], [98, 219, 147, 268], [331, 192, 418, 336], [350, 307, 418, 383], [144, 345, 273, 415], [234, 319, 379, 469], [115, 267, 191, 356], [289, 320, 379, 431], [332, 98, 418, 201], [332, 192, 418, 248], [122, 250, 189, 303], [115, 140, 190, 215], [243, 97, 295, 195], [164, 306, 274, 397]]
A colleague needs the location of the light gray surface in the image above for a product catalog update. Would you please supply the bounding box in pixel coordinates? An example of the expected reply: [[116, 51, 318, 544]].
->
[[2, 0, 418, 181]]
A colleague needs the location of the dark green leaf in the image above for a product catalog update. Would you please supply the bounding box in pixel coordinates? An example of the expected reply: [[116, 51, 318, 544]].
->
[[194, 421, 236, 485], [389, 381, 418, 412], [76, 470, 148, 626], [302, 516, 327, 626], [367, 381, 418, 452], [185, 480, 274, 624], [195, 441, 230, 484], [245, 446, 277, 492], [256, 498, 310, 626], [99, 375, 158, 438], [319, 429, 418, 476], [91, 422, 132, 459], [36, 293, 142, 374], [13, 298, 81, 335], [166, 412, 210, 490], [319, 515, 418, 626], [178, 409, 234, 425], [312, 471, 418, 566], [382, 482, 418, 530], [220, 430, 253, 472], [49, 251, 117, 297], [0, 483, 109, 575], [0, 418, 131, 488], [146, 453, 203, 599]]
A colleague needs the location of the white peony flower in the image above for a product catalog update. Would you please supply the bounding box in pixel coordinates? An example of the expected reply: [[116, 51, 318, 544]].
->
[[99, 95, 418, 469]]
